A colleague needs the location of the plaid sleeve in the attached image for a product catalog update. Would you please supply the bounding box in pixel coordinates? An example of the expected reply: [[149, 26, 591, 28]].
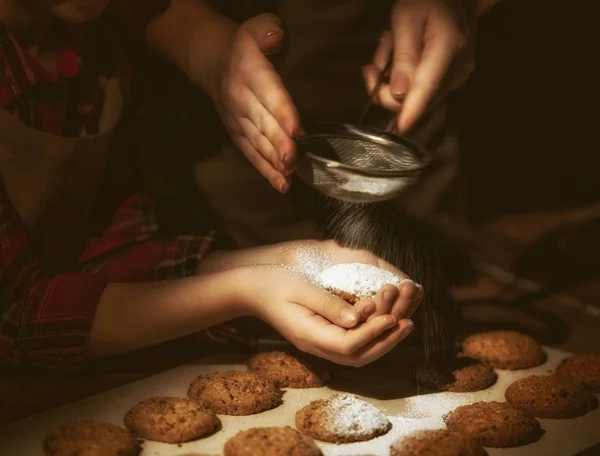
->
[[0, 179, 107, 368], [79, 193, 253, 347]]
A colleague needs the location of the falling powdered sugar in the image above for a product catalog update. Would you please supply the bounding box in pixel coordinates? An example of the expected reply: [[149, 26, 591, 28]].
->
[[317, 263, 402, 298], [324, 393, 391, 440]]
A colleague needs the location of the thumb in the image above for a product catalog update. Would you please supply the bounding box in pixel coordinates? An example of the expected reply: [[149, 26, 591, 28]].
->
[[292, 283, 360, 329], [242, 13, 285, 55]]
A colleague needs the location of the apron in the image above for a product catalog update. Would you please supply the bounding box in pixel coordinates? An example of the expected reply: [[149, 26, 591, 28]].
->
[[0, 77, 123, 272], [194, 0, 461, 248]]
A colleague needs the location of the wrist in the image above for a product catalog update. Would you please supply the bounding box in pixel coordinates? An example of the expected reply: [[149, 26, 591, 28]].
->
[[226, 266, 265, 319]]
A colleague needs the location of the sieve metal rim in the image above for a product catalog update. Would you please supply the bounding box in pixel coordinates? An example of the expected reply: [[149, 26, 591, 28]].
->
[[295, 122, 432, 178]]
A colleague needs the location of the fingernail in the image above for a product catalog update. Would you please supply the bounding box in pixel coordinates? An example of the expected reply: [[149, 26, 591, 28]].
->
[[392, 73, 409, 100], [279, 179, 290, 193], [282, 153, 294, 166], [379, 314, 397, 329], [340, 308, 359, 326], [264, 29, 282, 39], [402, 319, 415, 336]]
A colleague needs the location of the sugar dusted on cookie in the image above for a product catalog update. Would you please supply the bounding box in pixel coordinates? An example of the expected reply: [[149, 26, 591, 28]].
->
[[317, 263, 415, 303]]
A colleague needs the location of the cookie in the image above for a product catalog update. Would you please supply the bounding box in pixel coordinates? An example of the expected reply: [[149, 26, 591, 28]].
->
[[317, 263, 402, 304], [43, 421, 140, 456], [462, 331, 545, 369], [414, 353, 497, 392], [443, 401, 543, 448], [187, 370, 282, 415], [123, 396, 220, 443], [555, 353, 600, 393], [295, 393, 391, 443], [505, 375, 599, 419], [247, 351, 329, 388], [390, 429, 487, 456], [224, 426, 322, 456]]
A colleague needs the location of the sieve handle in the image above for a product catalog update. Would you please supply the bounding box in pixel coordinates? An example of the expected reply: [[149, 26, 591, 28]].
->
[[356, 59, 393, 127]]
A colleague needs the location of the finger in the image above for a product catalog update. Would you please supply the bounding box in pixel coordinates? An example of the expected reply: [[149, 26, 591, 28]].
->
[[333, 314, 398, 354], [353, 299, 376, 323], [297, 314, 398, 359], [373, 30, 393, 71], [243, 13, 285, 55], [350, 319, 415, 366], [292, 286, 361, 328], [368, 284, 399, 321], [362, 65, 402, 112], [315, 319, 414, 367], [235, 136, 290, 192], [398, 29, 466, 133], [389, 9, 422, 101], [391, 279, 423, 320], [245, 78, 299, 170], [237, 115, 284, 172]]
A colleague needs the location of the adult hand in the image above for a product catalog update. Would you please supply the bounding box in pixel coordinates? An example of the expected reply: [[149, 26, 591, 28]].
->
[[209, 13, 300, 193], [363, 0, 476, 133]]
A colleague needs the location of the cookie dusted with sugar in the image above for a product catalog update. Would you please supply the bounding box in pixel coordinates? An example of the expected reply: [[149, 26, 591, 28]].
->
[[295, 393, 391, 443], [317, 263, 406, 303]]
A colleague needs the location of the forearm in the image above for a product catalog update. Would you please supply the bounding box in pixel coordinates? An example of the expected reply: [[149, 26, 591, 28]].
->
[[88, 268, 249, 357], [195, 241, 303, 275], [144, 0, 237, 96]]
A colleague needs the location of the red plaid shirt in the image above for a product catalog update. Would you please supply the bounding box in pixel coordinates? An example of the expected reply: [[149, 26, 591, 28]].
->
[[0, 23, 241, 369]]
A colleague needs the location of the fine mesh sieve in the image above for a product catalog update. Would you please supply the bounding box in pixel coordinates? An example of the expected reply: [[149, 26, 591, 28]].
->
[[295, 122, 433, 204]]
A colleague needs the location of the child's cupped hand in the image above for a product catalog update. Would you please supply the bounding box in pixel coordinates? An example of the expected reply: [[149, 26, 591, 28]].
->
[[238, 264, 415, 367]]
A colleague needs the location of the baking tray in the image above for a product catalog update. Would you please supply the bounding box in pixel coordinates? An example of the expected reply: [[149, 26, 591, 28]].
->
[[1, 346, 598, 456]]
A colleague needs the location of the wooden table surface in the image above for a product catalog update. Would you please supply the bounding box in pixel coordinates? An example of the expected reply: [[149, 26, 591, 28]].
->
[[2, 205, 599, 426]]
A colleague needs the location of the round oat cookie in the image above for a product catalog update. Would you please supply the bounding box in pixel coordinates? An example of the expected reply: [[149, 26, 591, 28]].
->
[[123, 396, 220, 443], [555, 353, 600, 393], [390, 429, 487, 456], [187, 370, 282, 415], [247, 351, 329, 388], [444, 401, 543, 448], [505, 375, 599, 419], [224, 426, 322, 456], [295, 393, 391, 444], [415, 353, 497, 392], [43, 421, 140, 456], [462, 331, 545, 369]]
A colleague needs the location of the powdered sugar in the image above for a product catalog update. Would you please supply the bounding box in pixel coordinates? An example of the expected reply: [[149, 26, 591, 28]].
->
[[317, 263, 402, 298], [323, 394, 390, 438], [294, 245, 333, 282]]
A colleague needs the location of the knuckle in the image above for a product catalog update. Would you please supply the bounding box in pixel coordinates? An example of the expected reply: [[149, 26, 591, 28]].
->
[[393, 51, 419, 68]]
